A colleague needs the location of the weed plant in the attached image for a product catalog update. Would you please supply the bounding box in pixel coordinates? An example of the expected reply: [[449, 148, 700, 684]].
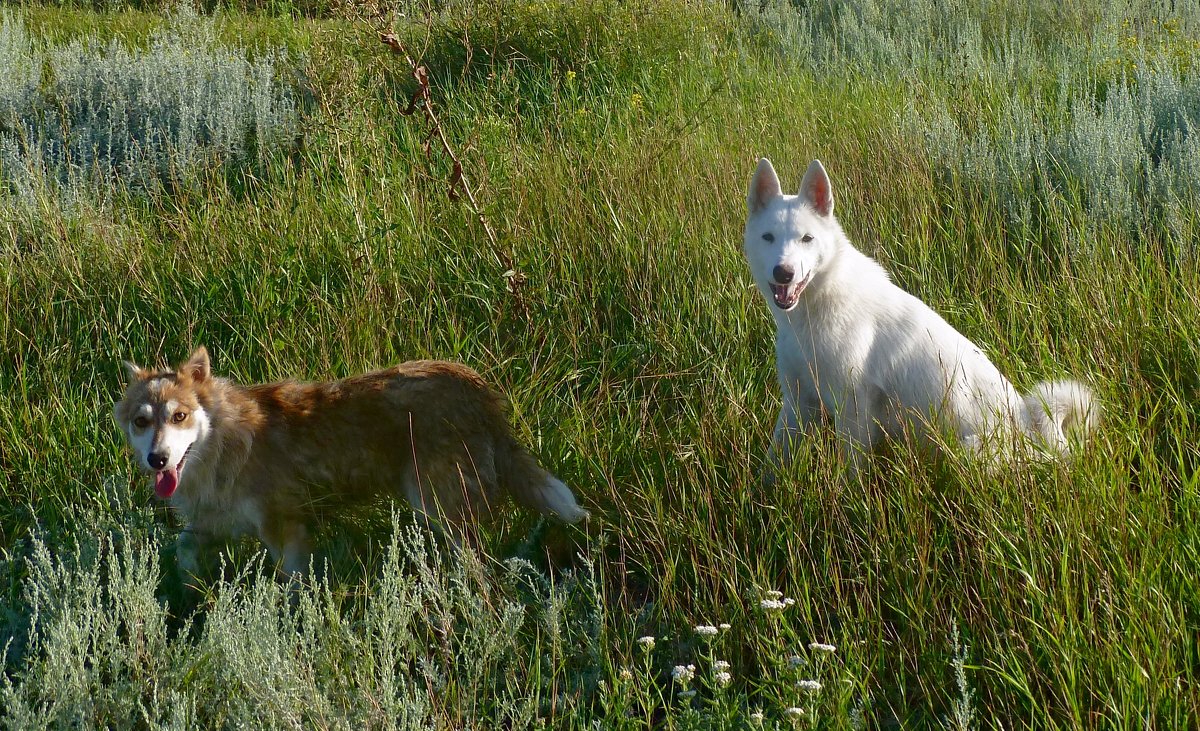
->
[[0, 5, 300, 218], [1, 0, 1198, 727]]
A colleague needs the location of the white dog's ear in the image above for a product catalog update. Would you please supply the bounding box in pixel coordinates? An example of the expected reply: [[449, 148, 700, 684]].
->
[[181, 347, 211, 383], [121, 360, 146, 384], [748, 157, 782, 214], [799, 159, 834, 217]]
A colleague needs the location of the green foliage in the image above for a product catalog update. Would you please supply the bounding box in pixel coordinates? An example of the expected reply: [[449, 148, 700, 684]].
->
[[1, 515, 607, 729], [1, 0, 1199, 727], [745, 0, 1200, 243], [0, 6, 300, 213]]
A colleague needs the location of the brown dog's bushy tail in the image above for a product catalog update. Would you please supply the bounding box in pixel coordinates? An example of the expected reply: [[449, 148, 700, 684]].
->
[[496, 443, 588, 523]]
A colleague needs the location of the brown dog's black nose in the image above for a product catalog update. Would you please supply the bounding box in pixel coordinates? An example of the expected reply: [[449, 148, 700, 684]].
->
[[773, 264, 794, 284], [148, 452, 168, 470]]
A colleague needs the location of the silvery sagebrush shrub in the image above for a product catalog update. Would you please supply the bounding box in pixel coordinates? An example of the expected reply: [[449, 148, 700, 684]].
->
[[743, 0, 1200, 247], [0, 511, 606, 730], [915, 58, 1200, 241], [0, 533, 184, 729], [0, 5, 299, 212]]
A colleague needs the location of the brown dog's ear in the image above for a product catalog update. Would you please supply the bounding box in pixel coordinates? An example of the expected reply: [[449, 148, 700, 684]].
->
[[121, 360, 147, 384], [181, 347, 211, 383]]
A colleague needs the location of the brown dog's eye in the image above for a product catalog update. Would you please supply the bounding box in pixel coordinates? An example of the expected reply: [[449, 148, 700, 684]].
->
[[172, 411, 187, 423], [133, 416, 150, 429]]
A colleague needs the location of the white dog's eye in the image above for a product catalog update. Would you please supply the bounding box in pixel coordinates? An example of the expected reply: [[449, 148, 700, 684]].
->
[[801, 234, 814, 243], [133, 416, 150, 429], [762, 232, 775, 243]]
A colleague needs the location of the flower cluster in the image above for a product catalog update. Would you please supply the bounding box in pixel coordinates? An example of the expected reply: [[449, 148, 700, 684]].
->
[[622, 601, 856, 725], [761, 596, 796, 611], [760, 589, 797, 611], [711, 659, 733, 687], [672, 664, 696, 683]]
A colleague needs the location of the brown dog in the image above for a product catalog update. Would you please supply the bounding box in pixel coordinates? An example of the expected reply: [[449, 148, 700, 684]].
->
[[114, 347, 587, 578]]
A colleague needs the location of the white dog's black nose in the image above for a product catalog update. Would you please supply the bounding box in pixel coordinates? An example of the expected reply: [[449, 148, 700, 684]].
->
[[148, 452, 168, 470], [773, 264, 794, 284]]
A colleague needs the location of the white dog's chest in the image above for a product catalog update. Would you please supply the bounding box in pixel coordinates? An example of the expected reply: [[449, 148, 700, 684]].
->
[[777, 316, 872, 391]]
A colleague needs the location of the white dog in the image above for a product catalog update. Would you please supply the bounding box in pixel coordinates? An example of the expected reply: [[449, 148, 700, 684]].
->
[[743, 158, 1098, 479]]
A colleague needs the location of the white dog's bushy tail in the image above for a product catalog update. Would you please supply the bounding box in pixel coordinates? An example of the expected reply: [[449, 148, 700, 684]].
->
[[1023, 380, 1099, 453], [499, 446, 589, 523]]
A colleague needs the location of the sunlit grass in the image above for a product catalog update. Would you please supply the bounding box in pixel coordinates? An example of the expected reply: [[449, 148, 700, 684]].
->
[[1, 0, 1198, 727]]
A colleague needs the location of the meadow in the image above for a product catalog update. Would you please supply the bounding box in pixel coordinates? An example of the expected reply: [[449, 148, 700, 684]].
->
[[1, 0, 1198, 727]]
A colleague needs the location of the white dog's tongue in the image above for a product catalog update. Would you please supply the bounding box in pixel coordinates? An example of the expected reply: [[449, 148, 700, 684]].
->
[[154, 468, 179, 499]]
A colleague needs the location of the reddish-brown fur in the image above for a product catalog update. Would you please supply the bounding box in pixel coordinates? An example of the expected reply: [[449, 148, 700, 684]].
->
[[114, 347, 586, 578]]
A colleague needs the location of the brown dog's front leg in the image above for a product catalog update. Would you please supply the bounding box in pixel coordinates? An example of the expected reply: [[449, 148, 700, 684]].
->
[[176, 525, 217, 589], [261, 518, 316, 578]]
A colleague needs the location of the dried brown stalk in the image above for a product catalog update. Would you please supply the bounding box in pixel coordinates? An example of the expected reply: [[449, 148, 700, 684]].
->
[[381, 31, 528, 312]]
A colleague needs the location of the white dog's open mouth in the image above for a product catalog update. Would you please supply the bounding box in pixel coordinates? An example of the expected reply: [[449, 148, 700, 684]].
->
[[153, 448, 190, 500], [770, 272, 811, 311]]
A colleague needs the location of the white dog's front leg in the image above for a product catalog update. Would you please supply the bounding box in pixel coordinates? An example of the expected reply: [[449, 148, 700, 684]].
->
[[835, 390, 885, 480], [763, 371, 823, 487], [763, 405, 798, 488]]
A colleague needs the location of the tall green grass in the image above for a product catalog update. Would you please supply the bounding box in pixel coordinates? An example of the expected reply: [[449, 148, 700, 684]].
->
[[1, 0, 1198, 727]]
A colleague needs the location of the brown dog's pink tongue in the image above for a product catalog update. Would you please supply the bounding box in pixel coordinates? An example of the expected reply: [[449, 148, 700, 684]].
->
[[154, 468, 179, 499]]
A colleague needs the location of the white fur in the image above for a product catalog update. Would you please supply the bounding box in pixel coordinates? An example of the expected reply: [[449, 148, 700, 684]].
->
[[535, 476, 589, 523], [157, 401, 203, 468], [744, 158, 1098, 478], [127, 403, 157, 469], [123, 402, 210, 472]]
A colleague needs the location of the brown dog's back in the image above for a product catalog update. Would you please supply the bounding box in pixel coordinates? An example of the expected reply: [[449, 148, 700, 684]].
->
[[241, 360, 585, 532]]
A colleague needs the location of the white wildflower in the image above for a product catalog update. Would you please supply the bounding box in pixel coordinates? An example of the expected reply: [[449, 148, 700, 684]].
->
[[672, 664, 696, 683], [761, 598, 788, 611], [788, 654, 805, 668], [808, 642, 837, 653], [715, 671, 732, 686], [750, 710, 765, 723], [719, 623, 731, 631], [678, 690, 697, 699], [713, 660, 731, 671], [785, 707, 806, 716], [637, 636, 656, 650], [695, 624, 719, 636], [784, 597, 796, 606], [765, 590, 784, 600], [618, 668, 633, 681], [797, 679, 823, 692]]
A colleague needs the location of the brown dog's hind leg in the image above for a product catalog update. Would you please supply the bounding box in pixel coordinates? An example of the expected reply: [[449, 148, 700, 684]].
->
[[401, 447, 497, 549]]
